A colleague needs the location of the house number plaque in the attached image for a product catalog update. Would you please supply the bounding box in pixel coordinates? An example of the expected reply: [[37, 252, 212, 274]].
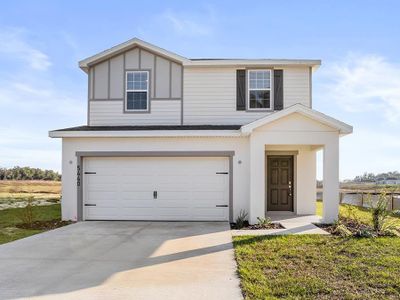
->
[[77, 165, 81, 187]]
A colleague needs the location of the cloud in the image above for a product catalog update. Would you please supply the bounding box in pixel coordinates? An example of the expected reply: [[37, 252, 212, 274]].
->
[[160, 7, 216, 37], [319, 53, 400, 122], [0, 27, 52, 70]]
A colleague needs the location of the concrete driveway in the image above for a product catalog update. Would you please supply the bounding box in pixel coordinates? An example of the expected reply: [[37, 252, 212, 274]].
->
[[0, 222, 242, 300]]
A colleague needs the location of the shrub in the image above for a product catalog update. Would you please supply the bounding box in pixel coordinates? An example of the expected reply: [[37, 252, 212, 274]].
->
[[334, 223, 352, 237], [19, 196, 35, 227], [392, 210, 400, 217], [256, 217, 272, 227], [368, 191, 391, 232], [235, 210, 248, 229]]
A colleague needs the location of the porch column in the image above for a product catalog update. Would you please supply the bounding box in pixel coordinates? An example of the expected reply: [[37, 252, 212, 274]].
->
[[322, 136, 339, 223], [249, 134, 265, 224]]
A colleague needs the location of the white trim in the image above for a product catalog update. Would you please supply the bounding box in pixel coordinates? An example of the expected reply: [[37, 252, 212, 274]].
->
[[247, 69, 272, 111], [186, 59, 321, 69], [78, 38, 322, 72], [49, 130, 242, 138], [125, 71, 149, 112], [79, 38, 190, 71], [241, 104, 353, 135]]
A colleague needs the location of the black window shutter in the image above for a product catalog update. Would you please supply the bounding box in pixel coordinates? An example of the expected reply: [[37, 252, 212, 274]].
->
[[236, 70, 246, 110], [274, 70, 283, 110]]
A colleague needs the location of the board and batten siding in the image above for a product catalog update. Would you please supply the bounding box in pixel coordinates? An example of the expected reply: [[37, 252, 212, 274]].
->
[[88, 46, 183, 126]]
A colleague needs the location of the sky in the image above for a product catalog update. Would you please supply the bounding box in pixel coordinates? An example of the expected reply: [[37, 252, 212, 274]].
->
[[0, 0, 399, 180]]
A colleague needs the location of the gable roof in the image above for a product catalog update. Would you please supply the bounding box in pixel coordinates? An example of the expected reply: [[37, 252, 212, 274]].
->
[[79, 38, 190, 72], [79, 37, 321, 72], [240, 104, 353, 135]]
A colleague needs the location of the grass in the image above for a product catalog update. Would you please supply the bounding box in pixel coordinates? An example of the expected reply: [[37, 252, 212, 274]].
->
[[233, 203, 400, 299], [234, 235, 400, 299], [0, 204, 61, 245], [0, 180, 61, 204], [316, 200, 400, 227]]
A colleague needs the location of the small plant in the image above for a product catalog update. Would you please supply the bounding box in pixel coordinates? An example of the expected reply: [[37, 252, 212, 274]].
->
[[19, 196, 35, 227], [392, 210, 400, 217], [355, 229, 374, 238], [334, 223, 352, 237], [344, 204, 361, 226], [235, 210, 248, 229], [257, 217, 272, 227], [369, 190, 391, 233]]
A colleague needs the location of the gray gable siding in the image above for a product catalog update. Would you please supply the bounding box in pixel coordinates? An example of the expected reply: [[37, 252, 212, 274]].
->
[[88, 46, 183, 126]]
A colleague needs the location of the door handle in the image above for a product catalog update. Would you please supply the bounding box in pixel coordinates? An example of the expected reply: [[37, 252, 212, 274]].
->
[[216, 205, 228, 207], [153, 191, 158, 199]]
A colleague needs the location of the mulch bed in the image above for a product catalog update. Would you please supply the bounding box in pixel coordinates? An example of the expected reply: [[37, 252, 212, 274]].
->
[[315, 217, 382, 237], [16, 219, 73, 230], [231, 222, 285, 230]]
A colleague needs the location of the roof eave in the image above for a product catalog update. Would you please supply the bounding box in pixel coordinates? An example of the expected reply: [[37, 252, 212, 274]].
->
[[79, 38, 190, 71], [48, 130, 242, 138]]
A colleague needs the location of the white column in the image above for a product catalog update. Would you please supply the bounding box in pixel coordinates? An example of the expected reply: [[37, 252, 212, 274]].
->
[[249, 134, 265, 224], [323, 136, 339, 223]]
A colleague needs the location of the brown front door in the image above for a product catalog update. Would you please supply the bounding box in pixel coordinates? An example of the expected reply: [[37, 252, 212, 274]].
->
[[267, 156, 294, 211]]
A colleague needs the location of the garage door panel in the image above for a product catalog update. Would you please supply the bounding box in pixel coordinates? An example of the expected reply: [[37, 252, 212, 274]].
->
[[87, 191, 117, 201], [157, 208, 190, 217], [120, 200, 155, 208], [121, 183, 154, 191], [157, 191, 190, 201], [83, 156, 229, 221], [87, 184, 119, 192], [121, 191, 153, 201], [120, 175, 154, 184], [117, 208, 155, 218]]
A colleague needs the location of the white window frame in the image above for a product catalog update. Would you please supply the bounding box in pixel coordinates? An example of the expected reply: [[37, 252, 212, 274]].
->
[[125, 70, 149, 112], [247, 69, 273, 110]]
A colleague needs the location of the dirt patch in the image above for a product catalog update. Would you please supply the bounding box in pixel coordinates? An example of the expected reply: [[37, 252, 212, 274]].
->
[[230, 222, 285, 230], [16, 219, 73, 230]]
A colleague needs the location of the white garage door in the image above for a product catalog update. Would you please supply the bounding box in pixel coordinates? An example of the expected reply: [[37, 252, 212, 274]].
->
[[83, 156, 229, 221]]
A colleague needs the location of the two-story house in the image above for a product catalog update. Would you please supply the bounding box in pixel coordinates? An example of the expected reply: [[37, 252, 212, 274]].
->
[[50, 38, 352, 224]]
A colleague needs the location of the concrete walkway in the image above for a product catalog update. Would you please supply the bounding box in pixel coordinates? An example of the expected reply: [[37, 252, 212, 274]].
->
[[0, 222, 242, 300], [232, 214, 329, 236]]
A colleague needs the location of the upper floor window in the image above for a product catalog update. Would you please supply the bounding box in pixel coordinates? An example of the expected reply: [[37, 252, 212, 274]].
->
[[247, 70, 271, 110], [126, 71, 149, 111]]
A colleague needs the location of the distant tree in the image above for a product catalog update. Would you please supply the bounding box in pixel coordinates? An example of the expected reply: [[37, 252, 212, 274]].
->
[[351, 171, 400, 183], [0, 166, 61, 181]]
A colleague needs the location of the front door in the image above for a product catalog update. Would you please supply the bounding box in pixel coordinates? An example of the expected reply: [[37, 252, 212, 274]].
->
[[267, 156, 294, 211]]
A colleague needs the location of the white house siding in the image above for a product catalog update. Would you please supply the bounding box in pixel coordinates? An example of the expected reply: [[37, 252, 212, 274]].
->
[[183, 67, 268, 125], [183, 67, 311, 125], [283, 67, 311, 108], [89, 100, 181, 126], [61, 137, 250, 221]]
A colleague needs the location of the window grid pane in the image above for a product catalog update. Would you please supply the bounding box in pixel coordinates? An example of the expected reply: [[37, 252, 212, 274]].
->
[[248, 70, 271, 109], [126, 71, 149, 110]]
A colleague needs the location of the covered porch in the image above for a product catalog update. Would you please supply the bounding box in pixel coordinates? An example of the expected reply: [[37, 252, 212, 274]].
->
[[242, 104, 352, 224]]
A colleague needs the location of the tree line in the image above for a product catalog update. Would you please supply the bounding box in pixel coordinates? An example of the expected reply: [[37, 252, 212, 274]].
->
[[0, 166, 61, 181], [353, 171, 400, 182]]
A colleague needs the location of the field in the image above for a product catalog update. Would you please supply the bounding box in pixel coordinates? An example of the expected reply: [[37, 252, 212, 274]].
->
[[0, 180, 61, 210]]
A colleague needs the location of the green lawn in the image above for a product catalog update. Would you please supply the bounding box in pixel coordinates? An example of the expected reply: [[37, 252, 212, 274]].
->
[[234, 235, 400, 299], [316, 201, 400, 227], [233, 203, 400, 299], [0, 204, 61, 245]]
